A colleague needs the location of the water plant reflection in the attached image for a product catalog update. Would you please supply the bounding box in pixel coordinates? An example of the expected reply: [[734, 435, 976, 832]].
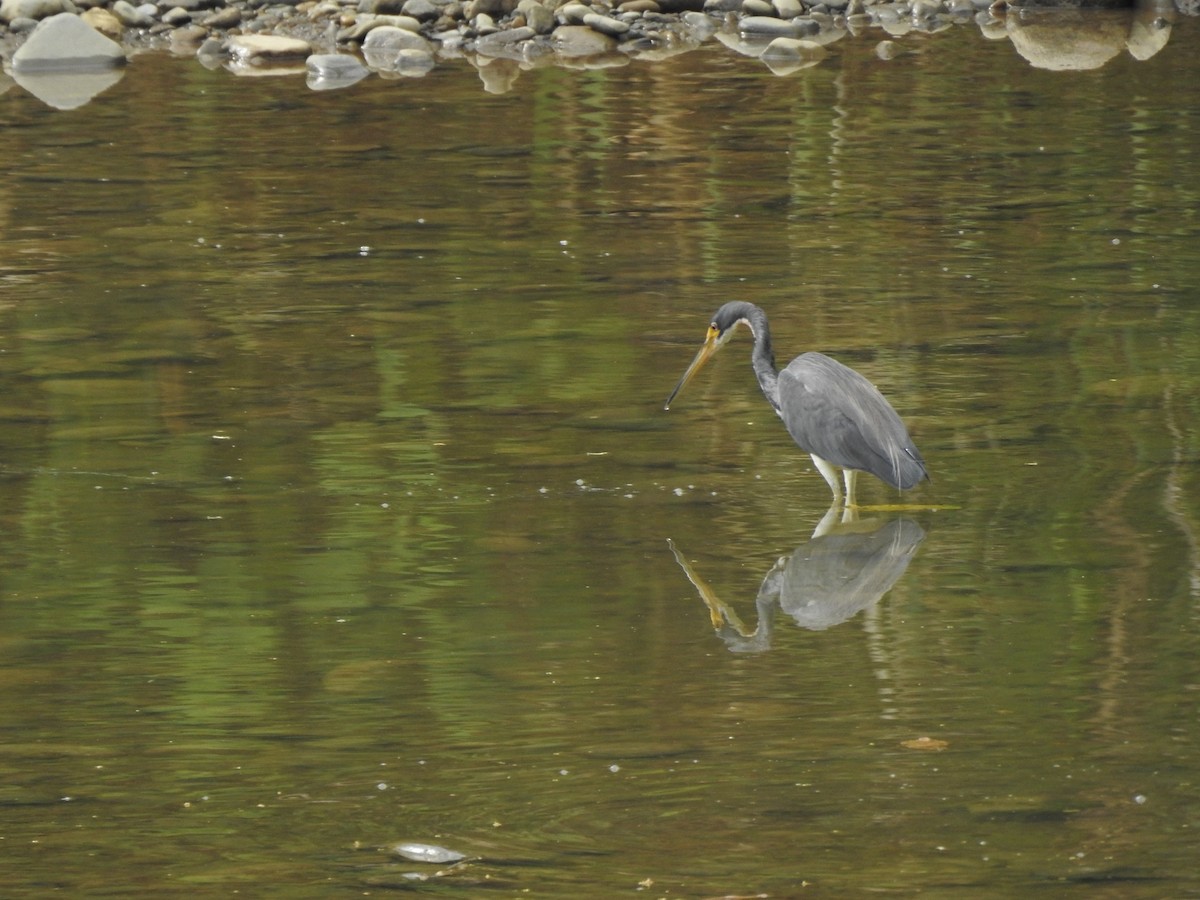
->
[[668, 516, 925, 653]]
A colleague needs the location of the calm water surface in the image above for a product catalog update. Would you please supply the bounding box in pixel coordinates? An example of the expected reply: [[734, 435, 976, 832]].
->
[[2, 17, 1200, 897]]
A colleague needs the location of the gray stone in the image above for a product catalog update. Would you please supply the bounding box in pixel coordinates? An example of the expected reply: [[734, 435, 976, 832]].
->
[[771, 0, 801, 15], [12, 13, 127, 71], [306, 52, 370, 87], [361, 23, 432, 50], [739, 14, 815, 35], [348, 12, 423, 36], [161, 5, 193, 23], [201, 5, 241, 25], [159, 0, 221, 10], [517, 0, 554, 32], [196, 35, 227, 55], [169, 22, 207, 43], [702, 0, 740, 10], [474, 24, 535, 55], [227, 33, 313, 62], [401, 0, 438, 16], [112, 0, 155, 24], [551, 22, 615, 54], [679, 9, 715, 34], [556, 1, 590, 22], [464, 0, 517, 15], [0, 0, 70, 21], [741, 0, 774, 13], [583, 11, 628, 33]]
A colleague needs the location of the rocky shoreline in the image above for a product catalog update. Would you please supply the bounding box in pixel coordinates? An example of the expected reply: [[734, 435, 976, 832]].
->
[[1, 0, 1194, 100]]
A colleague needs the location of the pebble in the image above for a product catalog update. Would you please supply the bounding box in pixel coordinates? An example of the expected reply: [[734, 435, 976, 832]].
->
[[739, 14, 815, 36], [360, 23, 432, 50], [474, 22, 533, 54], [402, 0, 438, 19], [583, 11, 628, 35], [113, 0, 154, 26], [556, 2, 591, 23], [741, 0, 774, 15], [160, 6, 192, 25], [552, 22, 615, 55], [81, 6, 125, 36], [517, 0, 554, 32], [227, 32, 312, 62], [202, 6, 242, 26]]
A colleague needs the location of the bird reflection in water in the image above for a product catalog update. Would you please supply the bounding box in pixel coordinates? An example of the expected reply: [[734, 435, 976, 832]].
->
[[668, 517, 926, 653]]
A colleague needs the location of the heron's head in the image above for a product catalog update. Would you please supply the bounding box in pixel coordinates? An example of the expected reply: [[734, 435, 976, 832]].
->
[[664, 303, 755, 410]]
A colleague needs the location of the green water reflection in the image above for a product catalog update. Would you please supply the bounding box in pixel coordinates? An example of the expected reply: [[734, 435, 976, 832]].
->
[[2, 22, 1200, 898]]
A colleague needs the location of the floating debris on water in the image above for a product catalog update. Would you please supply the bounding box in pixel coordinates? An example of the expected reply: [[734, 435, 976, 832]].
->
[[390, 842, 468, 864]]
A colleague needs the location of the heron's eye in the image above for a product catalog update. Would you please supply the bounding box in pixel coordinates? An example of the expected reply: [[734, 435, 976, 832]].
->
[[707, 324, 719, 338]]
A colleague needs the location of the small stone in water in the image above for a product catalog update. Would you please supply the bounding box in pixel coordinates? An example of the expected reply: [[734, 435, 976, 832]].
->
[[391, 842, 467, 864]]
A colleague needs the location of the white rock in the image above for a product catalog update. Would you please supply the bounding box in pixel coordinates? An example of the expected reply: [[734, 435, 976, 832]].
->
[[12, 13, 127, 72], [227, 34, 313, 63], [361, 24, 432, 51]]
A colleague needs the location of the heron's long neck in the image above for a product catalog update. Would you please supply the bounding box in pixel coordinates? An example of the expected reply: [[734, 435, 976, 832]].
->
[[744, 307, 781, 414]]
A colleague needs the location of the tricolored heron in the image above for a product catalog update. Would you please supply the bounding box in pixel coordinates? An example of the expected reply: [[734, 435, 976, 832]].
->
[[664, 301, 928, 505]]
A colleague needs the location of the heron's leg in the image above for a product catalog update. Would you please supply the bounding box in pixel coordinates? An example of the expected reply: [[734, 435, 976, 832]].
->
[[843, 468, 859, 508], [811, 454, 842, 503]]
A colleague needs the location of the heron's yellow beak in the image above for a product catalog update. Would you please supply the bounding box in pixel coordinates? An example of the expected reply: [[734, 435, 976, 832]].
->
[[664, 325, 720, 410]]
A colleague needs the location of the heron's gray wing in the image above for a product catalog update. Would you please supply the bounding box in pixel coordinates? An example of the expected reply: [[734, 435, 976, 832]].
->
[[777, 352, 927, 489]]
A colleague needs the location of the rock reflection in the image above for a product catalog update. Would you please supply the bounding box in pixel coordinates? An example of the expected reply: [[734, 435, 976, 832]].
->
[[669, 515, 925, 653], [10, 67, 123, 109], [1001, 3, 1175, 70]]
